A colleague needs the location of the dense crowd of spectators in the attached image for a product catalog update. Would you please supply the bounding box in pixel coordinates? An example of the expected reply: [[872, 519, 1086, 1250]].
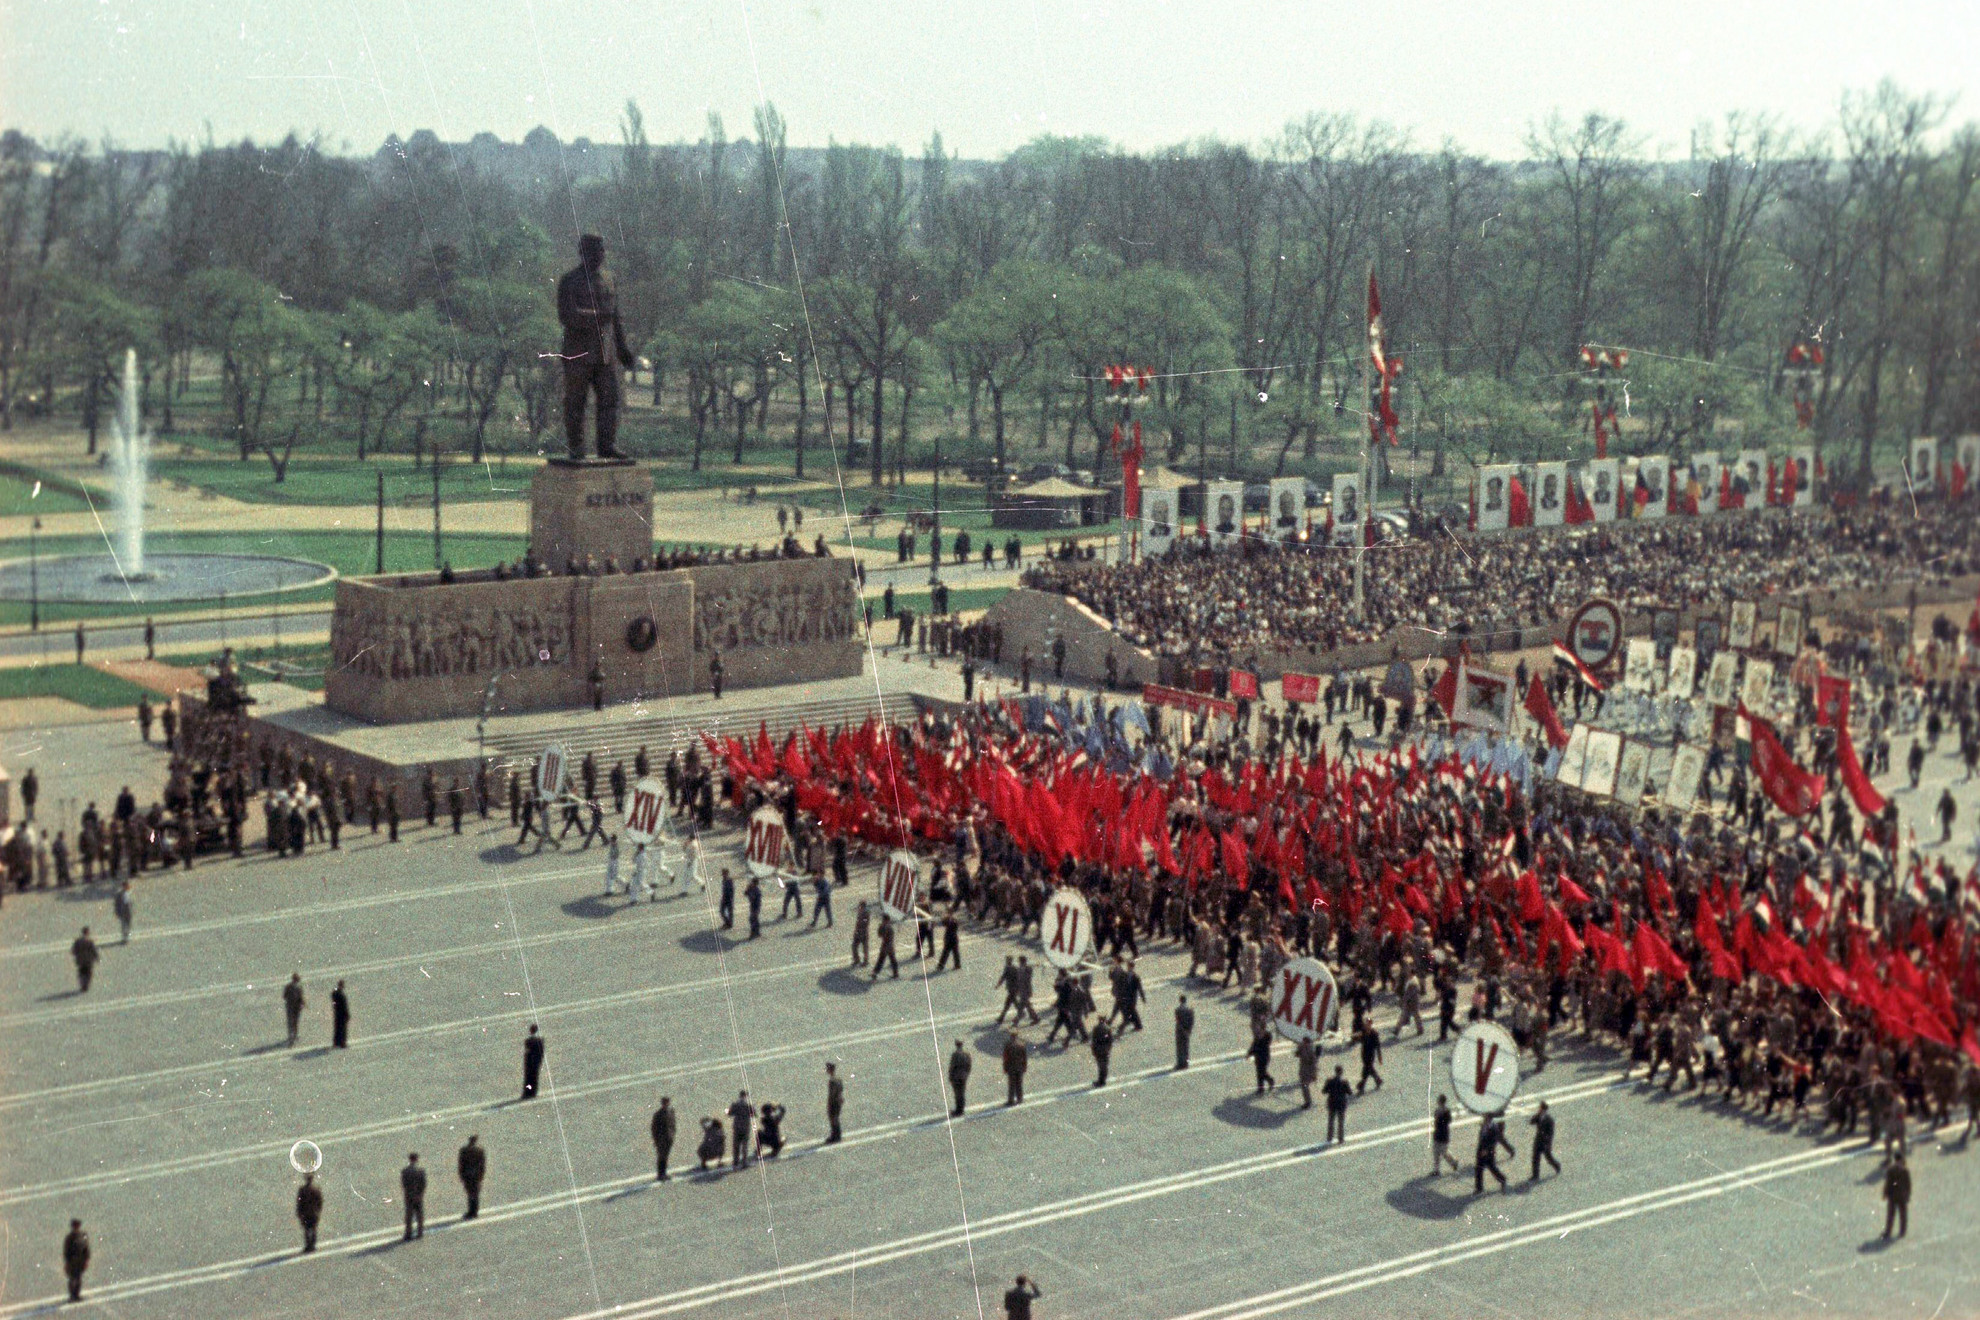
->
[[1024, 500, 1980, 661]]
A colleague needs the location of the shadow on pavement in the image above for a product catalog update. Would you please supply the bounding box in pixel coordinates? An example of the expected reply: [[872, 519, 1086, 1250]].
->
[[1211, 1093, 1306, 1131], [679, 929, 735, 955], [817, 967, 874, 996], [1384, 1174, 1475, 1221], [559, 895, 620, 920]]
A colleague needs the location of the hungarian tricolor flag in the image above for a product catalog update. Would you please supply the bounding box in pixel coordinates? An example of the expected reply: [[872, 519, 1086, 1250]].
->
[[1564, 476, 1595, 525], [1552, 641, 1606, 692], [1366, 271, 1401, 446]]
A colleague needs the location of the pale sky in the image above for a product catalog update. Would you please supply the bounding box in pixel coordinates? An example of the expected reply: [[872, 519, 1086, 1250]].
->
[[2, 0, 1975, 160]]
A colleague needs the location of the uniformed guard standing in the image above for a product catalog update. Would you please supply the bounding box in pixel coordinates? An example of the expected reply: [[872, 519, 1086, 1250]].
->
[[652, 1098, 676, 1181], [331, 980, 351, 1048], [71, 928, 99, 993], [1091, 1018, 1115, 1087], [62, 1219, 90, 1301], [400, 1153, 427, 1240], [522, 1024, 545, 1099], [283, 973, 306, 1046], [296, 1174, 323, 1252], [948, 1040, 973, 1116], [825, 1063, 846, 1143], [457, 1136, 486, 1219], [1322, 1066, 1352, 1142], [1174, 994, 1195, 1069], [556, 234, 633, 460], [1882, 1153, 1910, 1239]]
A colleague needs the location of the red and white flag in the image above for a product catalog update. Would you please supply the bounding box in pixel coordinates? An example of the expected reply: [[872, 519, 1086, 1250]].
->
[[1367, 272, 1401, 446]]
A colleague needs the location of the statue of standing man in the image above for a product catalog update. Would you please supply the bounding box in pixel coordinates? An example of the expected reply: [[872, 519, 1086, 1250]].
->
[[556, 234, 634, 460]]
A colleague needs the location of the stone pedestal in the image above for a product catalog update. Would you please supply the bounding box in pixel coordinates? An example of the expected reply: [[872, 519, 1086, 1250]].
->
[[530, 460, 653, 573]]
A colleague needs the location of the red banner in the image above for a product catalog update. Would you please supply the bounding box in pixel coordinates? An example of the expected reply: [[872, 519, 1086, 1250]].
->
[[1281, 672, 1321, 704], [1742, 707, 1824, 817], [1228, 670, 1260, 700], [1143, 684, 1237, 719]]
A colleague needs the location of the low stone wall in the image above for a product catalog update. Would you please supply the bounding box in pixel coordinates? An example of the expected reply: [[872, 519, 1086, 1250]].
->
[[1005, 569, 1980, 691], [980, 588, 1159, 689]]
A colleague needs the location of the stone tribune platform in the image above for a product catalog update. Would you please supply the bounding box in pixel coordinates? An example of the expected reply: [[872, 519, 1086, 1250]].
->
[[215, 652, 979, 798]]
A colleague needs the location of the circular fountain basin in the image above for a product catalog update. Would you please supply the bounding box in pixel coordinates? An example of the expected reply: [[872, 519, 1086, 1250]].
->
[[0, 553, 336, 604]]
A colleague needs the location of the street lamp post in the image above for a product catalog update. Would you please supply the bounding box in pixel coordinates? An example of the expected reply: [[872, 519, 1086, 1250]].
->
[[28, 516, 41, 632]]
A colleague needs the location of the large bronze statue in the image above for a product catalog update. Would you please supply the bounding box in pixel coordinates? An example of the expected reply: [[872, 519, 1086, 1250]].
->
[[556, 234, 634, 460]]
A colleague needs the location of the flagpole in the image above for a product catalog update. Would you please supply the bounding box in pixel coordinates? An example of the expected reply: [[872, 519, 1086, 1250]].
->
[[1354, 264, 1372, 624]]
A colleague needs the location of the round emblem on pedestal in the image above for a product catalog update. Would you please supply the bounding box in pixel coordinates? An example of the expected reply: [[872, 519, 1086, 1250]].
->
[[626, 616, 658, 653]]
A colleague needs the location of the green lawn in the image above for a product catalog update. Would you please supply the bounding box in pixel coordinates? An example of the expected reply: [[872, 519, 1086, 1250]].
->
[[0, 466, 93, 517], [165, 641, 333, 692], [0, 662, 150, 708]]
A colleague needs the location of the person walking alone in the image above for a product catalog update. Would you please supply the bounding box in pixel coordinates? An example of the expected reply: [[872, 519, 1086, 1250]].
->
[[1003, 1032, 1029, 1105], [71, 927, 99, 993], [1431, 1095, 1463, 1175], [1528, 1101, 1560, 1180]]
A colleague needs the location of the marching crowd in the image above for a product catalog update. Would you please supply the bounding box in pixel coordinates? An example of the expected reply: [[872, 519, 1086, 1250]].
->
[[1023, 499, 1980, 660]]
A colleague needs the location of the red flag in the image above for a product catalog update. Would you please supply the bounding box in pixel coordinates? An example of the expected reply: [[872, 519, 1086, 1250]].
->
[[1367, 272, 1401, 445], [1633, 921, 1689, 984], [1524, 676, 1569, 749], [1558, 873, 1592, 908], [1951, 459, 1969, 500], [1429, 664, 1458, 720], [1836, 723, 1887, 819], [1220, 828, 1249, 884], [1516, 869, 1545, 923], [1743, 708, 1824, 817], [1508, 474, 1532, 528]]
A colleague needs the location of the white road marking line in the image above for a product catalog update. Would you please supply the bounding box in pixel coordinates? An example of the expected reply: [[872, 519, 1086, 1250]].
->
[[0, 1067, 1629, 1317]]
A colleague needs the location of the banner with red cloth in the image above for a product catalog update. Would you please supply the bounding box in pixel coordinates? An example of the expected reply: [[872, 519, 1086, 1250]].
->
[[1228, 670, 1260, 701], [1524, 676, 1569, 749], [1741, 707, 1824, 817], [1836, 723, 1887, 819], [1281, 671, 1321, 704], [1143, 683, 1237, 719]]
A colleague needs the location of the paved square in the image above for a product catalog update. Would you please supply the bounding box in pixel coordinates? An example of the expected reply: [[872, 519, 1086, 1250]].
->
[[2, 707, 1978, 1320]]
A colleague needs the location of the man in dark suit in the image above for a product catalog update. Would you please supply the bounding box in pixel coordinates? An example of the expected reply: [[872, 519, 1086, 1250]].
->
[[1882, 1154, 1911, 1239], [1004, 1275, 1041, 1319], [948, 1041, 972, 1116], [522, 1024, 545, 1099], [1174, 994, 1195, 1069], [400, 1153, 427, 1239], [296, 1174, 323, 1252], [1529, 1101, 1560, 1179], [331, 980, 351, 1048], [1475, 1115, 1514, 1193], [62, 1220, 90, 1301], [457, 1136, 486, 1219], [652, 1098, 676, 1181], [826, 1063, 846, 1143]]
